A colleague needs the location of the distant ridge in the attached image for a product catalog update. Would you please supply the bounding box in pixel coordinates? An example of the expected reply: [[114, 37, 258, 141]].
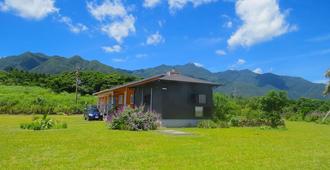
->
[[0, 52, 328, 99], [0, 52, 120, 74]]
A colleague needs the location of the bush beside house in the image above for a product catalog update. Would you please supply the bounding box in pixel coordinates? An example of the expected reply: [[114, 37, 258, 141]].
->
[[106, 106, 160, 131]]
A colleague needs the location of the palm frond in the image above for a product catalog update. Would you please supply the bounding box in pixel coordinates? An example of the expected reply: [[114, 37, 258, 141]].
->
[[324, 83, 330, 95], [326, 70, 330, 78]]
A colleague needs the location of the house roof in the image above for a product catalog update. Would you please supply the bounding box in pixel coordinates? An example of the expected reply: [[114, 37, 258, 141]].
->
[[93, 71, 221, 95]]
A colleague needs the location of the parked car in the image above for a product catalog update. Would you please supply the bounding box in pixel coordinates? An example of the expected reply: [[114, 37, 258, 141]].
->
[[84, 106, 103, 121]]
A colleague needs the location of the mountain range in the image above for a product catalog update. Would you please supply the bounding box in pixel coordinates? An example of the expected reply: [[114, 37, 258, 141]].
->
[[0, 52, 328, 99]]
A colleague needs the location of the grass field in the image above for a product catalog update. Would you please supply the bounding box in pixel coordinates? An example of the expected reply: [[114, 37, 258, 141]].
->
[[0, 115, 329, 170]]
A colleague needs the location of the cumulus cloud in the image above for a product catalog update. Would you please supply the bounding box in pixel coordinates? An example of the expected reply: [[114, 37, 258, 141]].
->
[[58, 16, 88, 34], [0, 0, 58, 20], [87, 0, 126, 21], [102, 45, 122, 53], [87, 0, 135, 43], [215, 49, 226, 56], [253, 68, 263, 74], [168, 0, 217, 13], [146, 32, 165, 45], [101, 15, 136, 43], [143, 0, 161, 8], [228, 0, 296, 48], [193, 62, 203, 67]]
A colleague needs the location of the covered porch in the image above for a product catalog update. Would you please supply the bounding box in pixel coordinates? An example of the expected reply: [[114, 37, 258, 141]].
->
[[96, 87, 134, 115]]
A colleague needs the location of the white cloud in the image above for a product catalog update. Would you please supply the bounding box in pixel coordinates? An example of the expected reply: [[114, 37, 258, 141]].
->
[[144, 0, 161, 8], [102, 45, 122, 53], [237, 59, 245, 65], [58, 16, 88, 34], [229, 58, 246, 69], [146, 32, 165, 45], [87, 0, 136, 43], [0, 0, 58, 20], [223, 21, 233, 28], [215, 49, 226, 56], [228, 0, 296, 48], [87, 0, 126, 21], [158, 20, 165, 28], [101, 15, 135, 43], [221, 14, 233, 28], [168, 0, 217, 13], [253, 68, 263, 74], [193, 62, 203, 67]]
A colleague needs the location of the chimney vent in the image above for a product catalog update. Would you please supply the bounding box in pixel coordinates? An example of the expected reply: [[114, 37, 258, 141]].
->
[[167, 69, 179, 76]]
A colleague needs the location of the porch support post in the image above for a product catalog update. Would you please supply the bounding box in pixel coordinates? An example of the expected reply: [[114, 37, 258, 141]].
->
[[124, 88, 127, 108], [150, 88, 153, 111], [111, 92, 114, 109]]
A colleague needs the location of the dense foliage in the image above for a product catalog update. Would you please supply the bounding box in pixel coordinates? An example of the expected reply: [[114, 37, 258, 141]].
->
[[106, 106, 160, 131], [210, 91, 330, 128], [0, 85, 95, 114], [20, 114, 67, 130], [0, 68, 137, 95], [258, 91, 288, 127]]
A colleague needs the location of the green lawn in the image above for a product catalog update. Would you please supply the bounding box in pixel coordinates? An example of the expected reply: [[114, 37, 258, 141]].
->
[[0, 115, 329, 170]]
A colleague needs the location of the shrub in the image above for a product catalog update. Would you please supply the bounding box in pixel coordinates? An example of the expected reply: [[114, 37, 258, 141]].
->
[[20, 114, 67, 130], [197, 120, 229, 128], [259, 91, 288, 128], [216, 120, 229, 128], [213, 94, 240, 121], [197, 120, 217, 128], [107, 106, 160, 131], [229, 117, 240, 127]]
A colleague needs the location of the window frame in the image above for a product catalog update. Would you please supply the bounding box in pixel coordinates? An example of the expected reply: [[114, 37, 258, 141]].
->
[[195, 106, 204, 117]]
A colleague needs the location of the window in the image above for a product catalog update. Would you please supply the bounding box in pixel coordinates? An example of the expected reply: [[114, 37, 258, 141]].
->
[[130, 94, 134, 105], [198, 94, 206, 104], [195, 106, 204, 117], [118, 95, 123, 105]]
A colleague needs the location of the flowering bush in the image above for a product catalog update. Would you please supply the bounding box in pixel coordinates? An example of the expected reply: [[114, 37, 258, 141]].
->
[[106, 106, 160, 131]]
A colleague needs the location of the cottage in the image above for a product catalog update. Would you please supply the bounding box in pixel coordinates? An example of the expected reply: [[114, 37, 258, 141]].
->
[[94, 70, 220, 127]]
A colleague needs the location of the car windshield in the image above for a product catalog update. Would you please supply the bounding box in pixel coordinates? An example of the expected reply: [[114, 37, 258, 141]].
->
[[88, 107, 99, 112]]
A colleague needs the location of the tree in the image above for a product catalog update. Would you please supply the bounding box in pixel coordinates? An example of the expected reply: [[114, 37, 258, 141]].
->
[[259, 91, 288, 127], [213, 94, 240, 121], [324, 69, 330, 95]]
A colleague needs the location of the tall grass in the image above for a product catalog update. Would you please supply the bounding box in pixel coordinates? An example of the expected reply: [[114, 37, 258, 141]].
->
[[0, 85, 96, 114]]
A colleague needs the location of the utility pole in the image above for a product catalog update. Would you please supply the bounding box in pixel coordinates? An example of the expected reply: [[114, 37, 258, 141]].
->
[[75, 66, 80, 105]]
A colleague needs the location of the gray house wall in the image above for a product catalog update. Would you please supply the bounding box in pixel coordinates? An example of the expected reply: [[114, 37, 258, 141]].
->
[[133, 80, 214, 120]]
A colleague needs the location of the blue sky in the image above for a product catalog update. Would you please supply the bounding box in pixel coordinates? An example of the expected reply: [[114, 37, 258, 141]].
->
[[0, 0, 329, 83]]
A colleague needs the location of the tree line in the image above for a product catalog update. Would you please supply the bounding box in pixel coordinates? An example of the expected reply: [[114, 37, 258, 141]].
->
[[0, 68, 138, 95]]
